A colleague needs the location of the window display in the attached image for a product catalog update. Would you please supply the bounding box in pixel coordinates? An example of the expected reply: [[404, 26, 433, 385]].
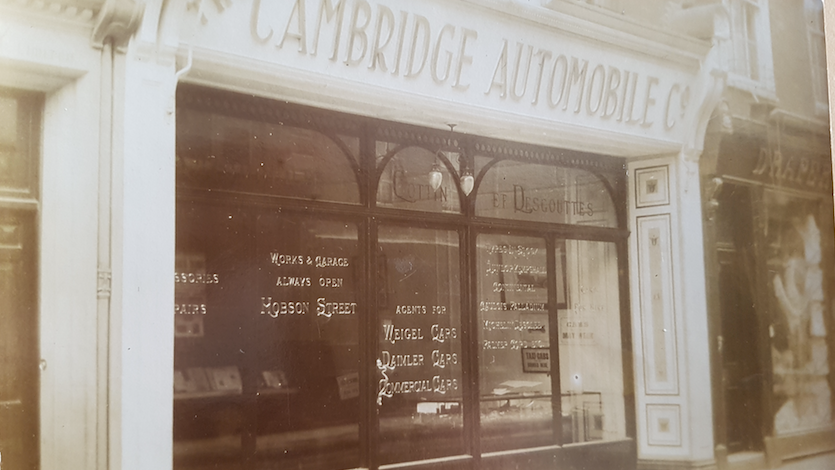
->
[[765, 192, 834, 434]]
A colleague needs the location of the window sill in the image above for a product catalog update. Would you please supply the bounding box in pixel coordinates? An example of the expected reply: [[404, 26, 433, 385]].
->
[[726, 74, 778, 103]]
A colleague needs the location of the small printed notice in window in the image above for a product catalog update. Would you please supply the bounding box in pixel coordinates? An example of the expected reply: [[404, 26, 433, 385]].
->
[[336, 372, 360, 400], [521, 348, 550, 373]]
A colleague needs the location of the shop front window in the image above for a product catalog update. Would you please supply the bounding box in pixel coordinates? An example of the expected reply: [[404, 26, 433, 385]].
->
[[376, 225, 465, 464], [559, 240, 626, 444], [174, 204, 362, 469], [477, 234, 553, 452], [175, 86, 631, 470], [765, 191, 834, 434]]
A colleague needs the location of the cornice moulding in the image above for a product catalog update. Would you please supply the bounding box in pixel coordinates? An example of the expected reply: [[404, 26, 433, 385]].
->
[[467, 0, 711, 69], [0, 0, 100, 25], [92, 0, 144, 47]]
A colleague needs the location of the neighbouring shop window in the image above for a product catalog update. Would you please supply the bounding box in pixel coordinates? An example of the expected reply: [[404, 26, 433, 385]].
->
[[560, 240, 626, 444], [477, 234, 553, 452], [376, 142, 462, 213], [474, 158, 617, 228], [765, 191, 834, 434], [177, 108, 360, 204], [376, 225, 464, 464]]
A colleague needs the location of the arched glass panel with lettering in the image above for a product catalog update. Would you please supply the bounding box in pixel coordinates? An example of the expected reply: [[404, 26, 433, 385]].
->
[[474, 158, 617, 227], [375, 142, 462, 213], [177, 108, 361, 204]]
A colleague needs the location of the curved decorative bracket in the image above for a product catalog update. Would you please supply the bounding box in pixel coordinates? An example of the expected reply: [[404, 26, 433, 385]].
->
[[92, 0, 145, 48], [682, 59, 727, 163]]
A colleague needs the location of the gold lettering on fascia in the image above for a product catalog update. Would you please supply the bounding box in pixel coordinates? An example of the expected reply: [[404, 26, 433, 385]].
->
[[248, 1, 688, 131], [752, 147, 832, 191], [485, 40, 685, 130]]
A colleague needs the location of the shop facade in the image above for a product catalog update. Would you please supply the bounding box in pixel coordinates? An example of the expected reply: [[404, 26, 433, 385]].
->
[[0, 1, 830, 470]]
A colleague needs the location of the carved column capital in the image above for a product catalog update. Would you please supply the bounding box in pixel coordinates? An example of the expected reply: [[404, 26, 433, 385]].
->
[[92, 0, 145, 48]]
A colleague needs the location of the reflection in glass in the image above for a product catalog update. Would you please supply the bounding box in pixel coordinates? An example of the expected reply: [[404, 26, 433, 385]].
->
[[477, 234, 553, 452], [376, 143, 462, 213], [764, 191, 833, 434], [559, 240, 626, 444], [376, 225, 464, 464], [474, 158, 617, 227], [177, 108, 360, 204]]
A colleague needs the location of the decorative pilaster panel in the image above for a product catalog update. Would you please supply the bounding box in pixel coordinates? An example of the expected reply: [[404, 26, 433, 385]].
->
[[647, 404, 683, 447], [636, 214, 679, 395], [629, 155, 715, 467]]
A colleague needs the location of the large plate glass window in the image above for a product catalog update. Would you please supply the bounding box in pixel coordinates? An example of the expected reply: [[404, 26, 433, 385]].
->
[[559, 240, 626, 443], [174, 202, 251, 469], [173, 205, 361, 469], [476, 234, 553, 452], [376, 225, 465, 464], [254, 216, 360, 468]]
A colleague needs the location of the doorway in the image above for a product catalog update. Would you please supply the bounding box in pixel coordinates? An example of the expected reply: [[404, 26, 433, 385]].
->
[[716, 184, 764, 454]]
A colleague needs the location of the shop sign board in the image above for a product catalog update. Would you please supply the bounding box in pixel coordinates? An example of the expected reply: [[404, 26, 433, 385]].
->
[[182, 0, 702, 147], [717, 139, 832, 193]]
